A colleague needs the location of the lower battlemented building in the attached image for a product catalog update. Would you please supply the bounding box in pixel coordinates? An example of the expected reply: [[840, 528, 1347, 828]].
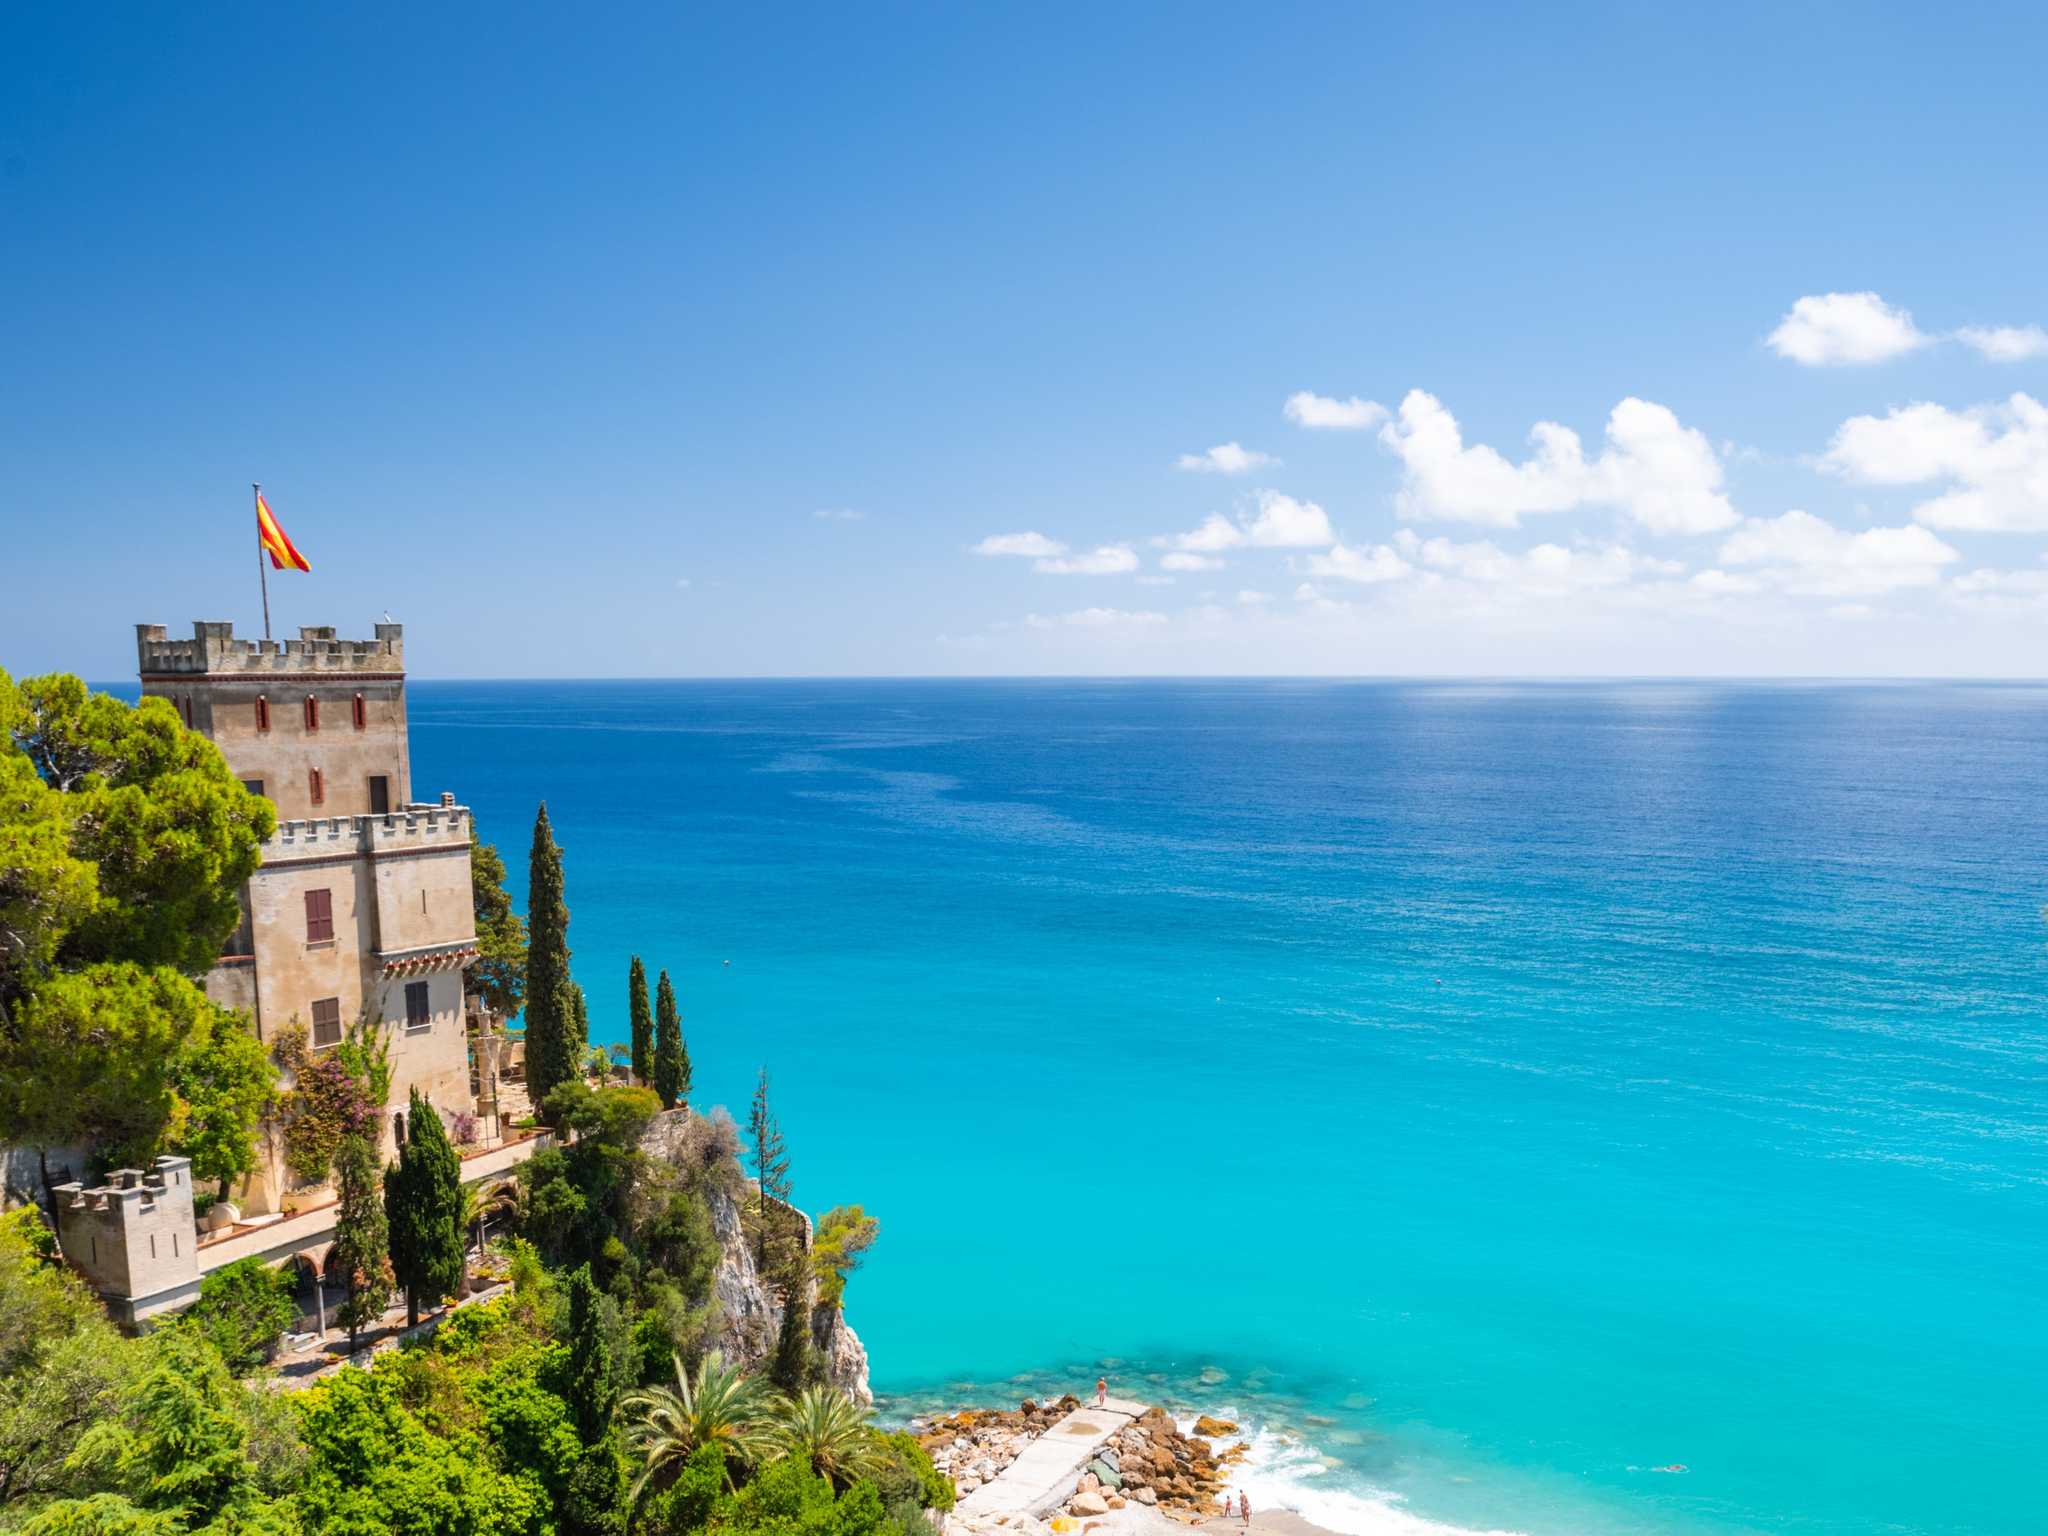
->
[[136, 619, 481, 1213]]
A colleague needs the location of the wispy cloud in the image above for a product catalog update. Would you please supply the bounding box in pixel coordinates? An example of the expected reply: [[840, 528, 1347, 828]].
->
[[813, 507, 867, 521], [975, 531, 1067, 558], [1034, 544, 1141, 576], [1284, 391, 1388, 430], [1713, 509, 1959, 595], [1956, 324, 2048, 362], [1024, 607, 1168, 629], [1175, 441, 1276, 474]]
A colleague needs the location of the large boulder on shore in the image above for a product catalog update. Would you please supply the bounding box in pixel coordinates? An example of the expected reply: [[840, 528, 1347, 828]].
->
[[1069, 1492, 1109, 1517]]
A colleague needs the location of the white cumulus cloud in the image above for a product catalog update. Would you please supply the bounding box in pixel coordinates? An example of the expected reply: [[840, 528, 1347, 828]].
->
[[1176, 441, 1275, 474], [1165, 490, 1336, 553], [1284, 391, 1388, 430], [1767, 292, 1930, 366], [1716, 509, 1959, 596], [1034, 544, 1141, 575], [975, 531, 1067, 558], [1820, 393, 2048, 531], [1161, 551, 1224, 572], [1379, 390, 1736, 533]]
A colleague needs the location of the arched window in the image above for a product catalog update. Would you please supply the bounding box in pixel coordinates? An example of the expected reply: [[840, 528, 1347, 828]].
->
[[393, 1110, 407, 1146], [255, 695, 270, 732], [309, 767, 325, 806], [352, 692, 367, 730], [303, 695, 319, 731]]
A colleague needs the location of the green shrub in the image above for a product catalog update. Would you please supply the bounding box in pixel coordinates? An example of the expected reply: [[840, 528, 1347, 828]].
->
[[186, 1256, 298, 1373]]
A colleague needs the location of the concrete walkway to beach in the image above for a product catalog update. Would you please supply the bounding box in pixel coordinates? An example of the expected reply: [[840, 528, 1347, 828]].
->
[[957, 1398, 1151, 1519]]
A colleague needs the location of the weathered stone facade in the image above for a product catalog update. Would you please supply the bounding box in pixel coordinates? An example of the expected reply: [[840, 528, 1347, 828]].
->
[[51, 1157, 200, 1326], [137, 620, 480, 1212]]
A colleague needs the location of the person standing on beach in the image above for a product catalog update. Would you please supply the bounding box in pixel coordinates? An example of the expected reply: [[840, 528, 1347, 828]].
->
[[1239, 1491, 1251, 1525], [1096, 1376, 1107, 1408]]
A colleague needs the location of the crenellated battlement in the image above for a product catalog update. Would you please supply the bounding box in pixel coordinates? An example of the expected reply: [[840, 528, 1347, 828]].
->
[[264, 794, 470, 858], [137, 619, 404, 676], [53, 1157, 199, 1319]]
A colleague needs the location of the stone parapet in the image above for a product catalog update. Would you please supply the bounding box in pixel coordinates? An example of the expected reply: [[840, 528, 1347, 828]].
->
[[263, 799, 470, 860], [137, 620, 404, 677]]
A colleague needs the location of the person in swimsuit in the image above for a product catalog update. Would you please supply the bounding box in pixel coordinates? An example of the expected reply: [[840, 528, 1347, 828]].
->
[[1095, 1377, 1107, 1408], [1239, 1491, 1251, 1525]]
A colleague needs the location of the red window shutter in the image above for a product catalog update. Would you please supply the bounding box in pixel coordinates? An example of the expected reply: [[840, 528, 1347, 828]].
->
[[353, 692, 367, 730], [309, 767, 324, 806], [255, 695, 270, 732], [304, 888, 333, 943], [304, 695, 319, 730]]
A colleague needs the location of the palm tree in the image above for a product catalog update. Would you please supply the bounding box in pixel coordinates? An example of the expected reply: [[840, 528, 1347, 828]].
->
[[621, 1352, 777, 1506], [457, 1180, 517, 1262], [772, 1386, 884, 1488]]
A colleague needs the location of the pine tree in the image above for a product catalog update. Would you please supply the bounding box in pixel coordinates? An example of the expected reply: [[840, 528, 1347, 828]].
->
[[652, 969, 689, 1110], [384, 1088, 465, 1328], [565, 1264, 619, 1444], [627, 957, 652, 1087], [523, 802, 581, 1118], [746, 1068, 791, 1270], [331, 1132, 391, 1351]]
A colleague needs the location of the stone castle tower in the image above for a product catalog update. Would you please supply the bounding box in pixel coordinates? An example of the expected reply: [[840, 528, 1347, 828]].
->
[[136, 620, 481, 1212]]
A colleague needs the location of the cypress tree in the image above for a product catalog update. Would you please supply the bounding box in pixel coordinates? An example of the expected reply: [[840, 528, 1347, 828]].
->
[[652, 969, 689, 1110], [627, 956, 652, 1087], [767, 1259, 816, 1396], [523, 802, 579, 1117], [384, 1088, 465, 1328], [331, 1132, 391, 1352], [565, 1264, 619, 1444]]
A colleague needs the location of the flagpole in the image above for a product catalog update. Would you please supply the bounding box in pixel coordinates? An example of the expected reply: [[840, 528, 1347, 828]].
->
[[254, 483, 272, 641]]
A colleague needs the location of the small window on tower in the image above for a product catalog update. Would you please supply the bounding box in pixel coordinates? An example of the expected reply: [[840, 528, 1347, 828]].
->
[[304, 695, 319, 731], [405, 980, 431, 1031], [311, 997, 342, 1049], [353, 692, 367, 730], [368, 775, 390, 815], [309, 767, 325, 806], [255, 695, 270, 732], [304, 887, 334, 944], [179, 696, 193, 727]]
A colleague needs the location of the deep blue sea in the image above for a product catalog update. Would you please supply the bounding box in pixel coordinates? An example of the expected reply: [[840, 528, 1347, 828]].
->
[[404, 680, 2046, 1536]]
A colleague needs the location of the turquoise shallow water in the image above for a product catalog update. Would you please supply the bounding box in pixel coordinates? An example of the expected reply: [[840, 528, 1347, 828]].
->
[[399, 680, 2047, 1536]]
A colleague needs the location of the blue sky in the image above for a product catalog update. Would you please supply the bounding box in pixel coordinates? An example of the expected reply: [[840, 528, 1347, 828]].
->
[[4, 4, 2047, 678]]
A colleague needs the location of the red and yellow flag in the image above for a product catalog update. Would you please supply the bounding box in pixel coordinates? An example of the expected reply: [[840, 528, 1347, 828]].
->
[[256, 492, 311, 572]]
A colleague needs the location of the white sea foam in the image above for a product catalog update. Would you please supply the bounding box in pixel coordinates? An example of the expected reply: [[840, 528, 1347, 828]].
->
[[1179, 1412, 1526, 1536]]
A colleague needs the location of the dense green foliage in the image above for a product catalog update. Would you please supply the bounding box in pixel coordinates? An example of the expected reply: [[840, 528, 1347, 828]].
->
[[183, 1258, 297, 1375], [0, 1205, 934, 1536], [386, 1091, 466, 1327], [470, 826, 528, 1023], [650, 975, 686, 1112], [522, 805, 584, 1119], [807, 1210, 877, 1313], [331, 1133, 393, 1349], [627, 961, 652, 1089], [0, 672, 274, 1196]]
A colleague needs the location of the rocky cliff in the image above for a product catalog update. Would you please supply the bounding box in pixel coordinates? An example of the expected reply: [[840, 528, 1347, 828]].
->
[[643, 1108, 873, 1404]]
